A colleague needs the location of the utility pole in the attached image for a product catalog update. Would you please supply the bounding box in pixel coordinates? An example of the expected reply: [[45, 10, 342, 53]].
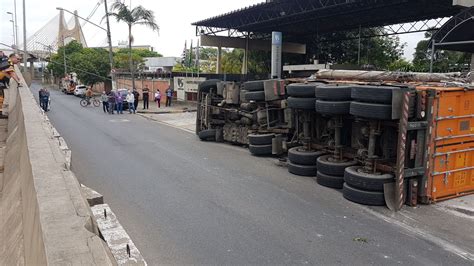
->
[[62, 35, 67, 75], [103, 0, 116, 90]]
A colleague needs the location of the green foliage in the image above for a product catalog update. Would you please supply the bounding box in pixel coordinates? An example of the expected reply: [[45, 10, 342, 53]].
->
[[108, 1, 159, 81], [388, 59, 414, 72], [114, 49, 147, 71], [69, 48, 110, 86], [412, 32, 471, 72], [316, 28, 405, 69], [47, 40, 110, 86]]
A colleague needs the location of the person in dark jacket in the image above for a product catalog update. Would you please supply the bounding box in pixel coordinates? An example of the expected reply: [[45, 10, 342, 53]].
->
[[132, 88, 139, 110], [142, 86, 150, 109], [165, 86, 173, 107], [108, 91, 116, 114]]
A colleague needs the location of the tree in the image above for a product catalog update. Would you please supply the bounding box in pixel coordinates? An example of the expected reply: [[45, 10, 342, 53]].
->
[[69, 48, 110, 87], [47, 40, 84, 78], [412, 31, 471, 72], [315, 28, 405, 70], [108, 1, 159, 89], [47, 40, 111, 87]]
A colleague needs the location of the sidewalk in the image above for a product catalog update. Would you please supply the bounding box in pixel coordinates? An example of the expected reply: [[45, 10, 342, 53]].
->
[[136, 100, 197, 133], [136, 100, 197, 114]]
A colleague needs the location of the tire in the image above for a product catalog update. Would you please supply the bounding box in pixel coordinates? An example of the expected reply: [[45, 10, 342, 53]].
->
[[315, 85, 352, 101], [343, 183, 385, 206], [286, 83, 317, 97], [351, 85, 394, 104], [199, 79, 220, 93], [288, 147, 326, 166], [244, 91, 265, 101], [317, 155, 358, 176], [287, 97, 316, 110], [288, 161, 317, 177], [350, 101, 392, 120], [248, 133, 274, 145], [93, 99, 101, 107], [243, 80, 265, 91], [315, 100, 351, 115], [316, 171, 344, 189], [80, 99, 88, 107], [344, 166, 394, 191], [249, 144, 273, 156], [198, 129, 216, 141]]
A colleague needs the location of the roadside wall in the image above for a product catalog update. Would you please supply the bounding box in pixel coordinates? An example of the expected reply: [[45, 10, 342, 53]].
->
[[94, 78, 171, 100], [0, 70, 115, 265]]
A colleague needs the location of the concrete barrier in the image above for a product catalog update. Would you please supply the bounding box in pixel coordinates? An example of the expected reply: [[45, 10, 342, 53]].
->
[[0, 70, 115, 265]]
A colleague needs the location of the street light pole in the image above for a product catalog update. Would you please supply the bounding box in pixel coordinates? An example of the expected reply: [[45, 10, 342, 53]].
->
[[6, 12, 15, 46], [14, 0, 19, 50], [22, 0, 27, 69], [56, 6, 115, 90]]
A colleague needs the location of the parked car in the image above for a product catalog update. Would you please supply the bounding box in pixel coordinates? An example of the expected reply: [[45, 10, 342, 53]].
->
[[74, 85, 87, 97]]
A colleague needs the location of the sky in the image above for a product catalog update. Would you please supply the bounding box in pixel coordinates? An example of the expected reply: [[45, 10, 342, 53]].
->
[[0, 0, 428, 61]]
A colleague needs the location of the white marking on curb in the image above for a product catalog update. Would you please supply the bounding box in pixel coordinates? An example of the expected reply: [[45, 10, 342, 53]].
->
[[362, 207, 474, 261]]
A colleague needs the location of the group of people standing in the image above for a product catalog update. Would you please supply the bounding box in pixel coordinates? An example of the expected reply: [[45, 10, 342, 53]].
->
[[100, 86, 174, 114], [0, 51, 21, 116]]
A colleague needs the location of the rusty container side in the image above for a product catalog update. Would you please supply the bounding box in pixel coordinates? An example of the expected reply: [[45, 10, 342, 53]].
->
[[428, 88, 474, 202]]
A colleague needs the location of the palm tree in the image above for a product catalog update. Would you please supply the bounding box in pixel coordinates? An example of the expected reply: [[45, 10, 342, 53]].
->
[[107, 1, 159, 89]]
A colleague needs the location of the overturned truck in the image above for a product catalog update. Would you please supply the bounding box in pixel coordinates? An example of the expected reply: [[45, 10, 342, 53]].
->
[[195, 71, 474, 209]]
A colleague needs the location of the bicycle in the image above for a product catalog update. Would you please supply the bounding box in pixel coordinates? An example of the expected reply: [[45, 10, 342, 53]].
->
[[80, 97, 101, 107]]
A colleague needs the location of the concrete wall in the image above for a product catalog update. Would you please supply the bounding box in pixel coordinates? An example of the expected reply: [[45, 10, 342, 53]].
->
[[95, 78, 171, 100], [0, 70, 115, 265]]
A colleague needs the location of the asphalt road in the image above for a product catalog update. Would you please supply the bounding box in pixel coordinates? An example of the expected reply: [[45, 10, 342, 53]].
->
[[32, 83, 471, 265]]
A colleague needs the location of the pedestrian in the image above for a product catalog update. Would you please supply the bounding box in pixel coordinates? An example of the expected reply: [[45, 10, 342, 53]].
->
[[108, 91, 116, 114], [126, 89, 135, 114], [1, 54, 21, 116], [41, 88, 50, 112], [165, 86, 173, 107], [142, 86, 150, 109], [132, 88, 139, 110], [154, 90, 161, 108], [39, 88, 46, 111], [101, 91, 109, 113], [116, 91, 124, 114]]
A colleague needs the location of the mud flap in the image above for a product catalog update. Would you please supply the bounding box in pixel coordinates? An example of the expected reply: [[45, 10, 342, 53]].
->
[[384, 182, 396, 211]]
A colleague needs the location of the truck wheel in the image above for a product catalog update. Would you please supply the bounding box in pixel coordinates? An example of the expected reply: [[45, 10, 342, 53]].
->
[[244, 91, 265, 101], [248, 133, 274, 145], [243, 80, 264, 91], [287, 97, 316, 110], [198, 129, 216, 141], [199, 79, 220, 93], [288, 161, 318, 177], [288, 147, 326, 166], [350, 101, 392, 120], [316, 171, 344, 189], [249, 144, 273, 156], [317, 155, 358, 176], [351, 85, 394, 104], [315, 85, 352, 101], [315, 100, 351, 115], [286, 83, 317, 97], [343, 183, 385, 206], [344, 166, 394, 191]]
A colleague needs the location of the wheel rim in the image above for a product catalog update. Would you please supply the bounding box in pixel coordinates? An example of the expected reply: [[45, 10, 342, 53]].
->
[[80, 100, 87, 107]]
